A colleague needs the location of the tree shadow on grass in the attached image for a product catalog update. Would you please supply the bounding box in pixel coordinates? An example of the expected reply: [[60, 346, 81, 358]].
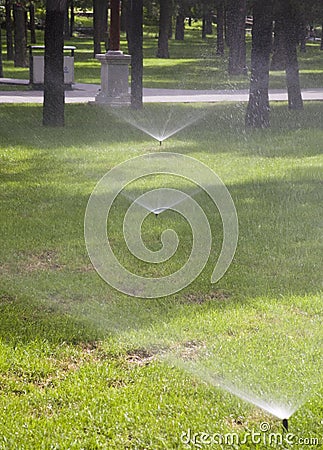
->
[[0, 168, 321, 346]]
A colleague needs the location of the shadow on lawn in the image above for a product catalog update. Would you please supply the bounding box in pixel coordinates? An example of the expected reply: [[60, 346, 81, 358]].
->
[[0, 171, 321, 346]]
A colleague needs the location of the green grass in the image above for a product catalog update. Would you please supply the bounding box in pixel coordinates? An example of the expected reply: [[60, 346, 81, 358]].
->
[[1, 23, 323, 90], [0, 102, 322, 448]]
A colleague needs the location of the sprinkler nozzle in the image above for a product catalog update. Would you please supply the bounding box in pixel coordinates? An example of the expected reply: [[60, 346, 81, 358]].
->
[[159, 140, 162, 146], [282, 419, 288, 432]]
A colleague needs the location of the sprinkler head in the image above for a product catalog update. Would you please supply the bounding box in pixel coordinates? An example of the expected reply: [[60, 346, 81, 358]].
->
[[159, 140, 162, 146], [282, 419, 288, 432]]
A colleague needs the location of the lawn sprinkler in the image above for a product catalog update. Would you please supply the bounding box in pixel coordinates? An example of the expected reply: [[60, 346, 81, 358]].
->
[[282, 419, 288, 432]]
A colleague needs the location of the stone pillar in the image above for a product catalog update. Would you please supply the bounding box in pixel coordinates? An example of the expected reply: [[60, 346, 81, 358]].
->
[[95, 51, 131, 106]]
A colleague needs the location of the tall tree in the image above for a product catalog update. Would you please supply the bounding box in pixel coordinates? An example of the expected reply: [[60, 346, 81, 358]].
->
[[43, 0, 66, 127], [70, 0, 75, 37], [93, 0, 108, 55], [270, 17, 285, 70], [245, 0, 273, 128], [216, 0, 224, 55], [227, 0, 247, 75], [282, 0, 303, 110], [0, 25, 3, 77], [5, 0, 14, 60], [127, 0, 143, 109], [175, 1, 185, 41], [156, 0, 171, 58], [29, 2, 37, 44], [13, 3, 27, 67]]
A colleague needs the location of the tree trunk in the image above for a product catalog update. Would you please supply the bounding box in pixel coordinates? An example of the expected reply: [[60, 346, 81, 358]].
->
[[245, 0, 273, 129], [202, 15, 206, 39], [175, 11, 185, 40], [227, 0, 247, 75], [109, 0, 120, 51], [120, 0, 126, 32], [13, 3, 27, 67], [43, 0, 66, 127], [127, 0, 143, 109], [271, 18, 286, 70], [216, 0, 224, 55], [64, 4, 70, 39], [156, 0, 171, 58], [93, 0, 101, 55], [0, 26, 3, 77], [5, 0, 14, 60], [282, 2, 303, 110], [299, 20, 306, 53], [29, 3, 36, 44], [205, 10, 213, 35], [70, 0, 75, 37], [168, 7, 173, 39]]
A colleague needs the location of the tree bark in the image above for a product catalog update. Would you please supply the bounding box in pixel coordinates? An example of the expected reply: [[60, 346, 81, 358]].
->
[[120, 0, 126, 32], [0, 26, 3, 77], [13, 3, 27, 67], [175, 10, 185, 41], [5, 0, 14, 60], [271, 18, 286, 70], [299, 20, 306, 53], [227, 0, 247, 75], [64, 4, 70, 39], [110, 0, 120, 51], [245, 0, 273, 129], [29, 3, 36, 44], [156, 0, 171, 58], [202, 14, 206, 39], [282, 1, 303, 110], [93, 0, 101, 55], [70, 0, 75, 37], [205, 10, 213, 35], [127, 0, 143, 109], [216, 0, 224, 56], [93, 0, 108, 55], [43, 0, 66, 127]]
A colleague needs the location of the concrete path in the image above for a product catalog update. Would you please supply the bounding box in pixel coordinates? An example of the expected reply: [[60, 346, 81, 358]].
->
[[0, 81, 323, 103]]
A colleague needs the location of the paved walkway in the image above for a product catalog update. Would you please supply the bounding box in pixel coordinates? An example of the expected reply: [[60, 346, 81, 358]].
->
[[0, 81, 323, 103]]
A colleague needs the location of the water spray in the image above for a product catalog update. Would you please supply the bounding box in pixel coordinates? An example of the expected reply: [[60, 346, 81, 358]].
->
[[282, 419, 288, 432]]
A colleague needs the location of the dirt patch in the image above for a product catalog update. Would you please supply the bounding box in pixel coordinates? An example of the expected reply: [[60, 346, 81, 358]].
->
[[126, 348, 157, 366], [23, 250, 64, 272], [183, 290, 231, 304]]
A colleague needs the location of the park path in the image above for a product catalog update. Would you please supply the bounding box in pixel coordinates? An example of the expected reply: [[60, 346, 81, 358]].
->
[[0, 81, 323, 103]]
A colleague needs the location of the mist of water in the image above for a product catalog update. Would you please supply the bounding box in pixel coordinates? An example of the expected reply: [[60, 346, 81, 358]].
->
[[121, 186, 202, 216], [111, 104, 206, 143]]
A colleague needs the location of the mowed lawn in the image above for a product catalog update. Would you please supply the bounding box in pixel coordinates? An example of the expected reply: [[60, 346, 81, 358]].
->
[[0, 101, 322, 448]]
